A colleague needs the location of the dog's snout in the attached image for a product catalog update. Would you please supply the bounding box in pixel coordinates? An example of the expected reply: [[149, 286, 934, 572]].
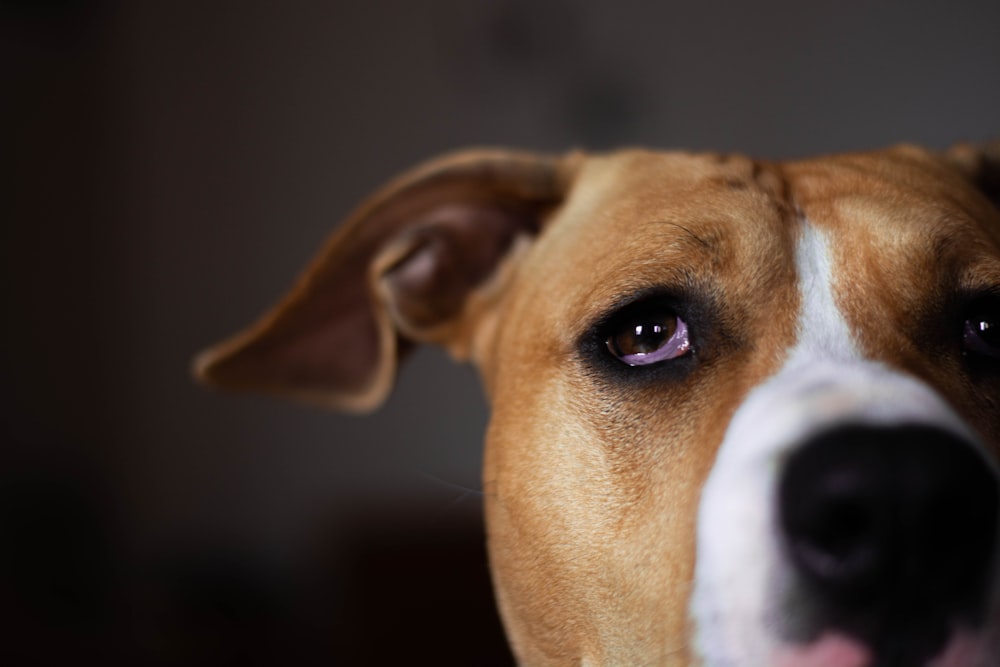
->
[[778, 424, 999, 659]]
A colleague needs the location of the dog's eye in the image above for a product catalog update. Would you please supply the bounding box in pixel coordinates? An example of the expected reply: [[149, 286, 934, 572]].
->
[[964, 297, 1000, 359], [606, 310, 691, 366]]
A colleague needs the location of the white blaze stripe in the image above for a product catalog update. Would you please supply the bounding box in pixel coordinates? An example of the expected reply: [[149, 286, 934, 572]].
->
[[690, 221, 977, 666], [792, 221, 859, 362]]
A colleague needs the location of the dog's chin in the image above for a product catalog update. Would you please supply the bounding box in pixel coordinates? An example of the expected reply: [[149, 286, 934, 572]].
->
[[773, 632, 871, 667], [769, 626, 1000, 667], [927, 628, 1000, 667]]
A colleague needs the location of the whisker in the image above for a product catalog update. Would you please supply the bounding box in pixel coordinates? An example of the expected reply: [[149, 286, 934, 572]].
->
[[418, 471, 485, 504]]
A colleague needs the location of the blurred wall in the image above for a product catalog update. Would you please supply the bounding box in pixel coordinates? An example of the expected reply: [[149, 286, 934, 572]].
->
[[3, 0, 999, 663]]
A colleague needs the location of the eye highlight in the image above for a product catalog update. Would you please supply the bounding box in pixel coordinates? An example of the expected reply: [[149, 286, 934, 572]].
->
[[606, 309, 692, 366], [963, 296, 1000, 359]]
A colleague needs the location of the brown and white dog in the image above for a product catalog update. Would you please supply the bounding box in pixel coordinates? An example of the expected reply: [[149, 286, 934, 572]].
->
[[196, 141, 1000, 666]]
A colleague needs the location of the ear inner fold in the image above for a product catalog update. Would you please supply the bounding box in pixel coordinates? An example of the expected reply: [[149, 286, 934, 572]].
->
[[193, 149, 578, 412], [375, 204, 533, 337]]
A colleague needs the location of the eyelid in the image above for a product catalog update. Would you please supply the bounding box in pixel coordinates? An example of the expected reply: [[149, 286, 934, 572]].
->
[[594, 289, 686, 329]]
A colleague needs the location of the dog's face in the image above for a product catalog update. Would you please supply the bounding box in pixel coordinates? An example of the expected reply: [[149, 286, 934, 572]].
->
[[197, 143, 1000, 666]]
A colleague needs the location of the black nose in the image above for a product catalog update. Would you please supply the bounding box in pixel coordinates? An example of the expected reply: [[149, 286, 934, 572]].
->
[[779, 424, 999, 660]]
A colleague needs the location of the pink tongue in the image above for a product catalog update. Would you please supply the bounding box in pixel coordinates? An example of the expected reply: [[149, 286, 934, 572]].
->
[[774, 632, 872, 667]]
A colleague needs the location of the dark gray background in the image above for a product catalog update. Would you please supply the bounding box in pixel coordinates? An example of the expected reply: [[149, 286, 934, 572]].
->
[[4, 1, 999, 663]]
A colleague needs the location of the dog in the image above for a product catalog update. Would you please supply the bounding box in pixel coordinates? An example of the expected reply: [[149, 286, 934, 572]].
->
[[195, 141, 1000, 666]]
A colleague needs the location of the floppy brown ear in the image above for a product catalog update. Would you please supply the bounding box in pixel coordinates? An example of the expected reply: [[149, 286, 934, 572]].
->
[[945, 139, 1000, 210], [193, 149, 580, 412]]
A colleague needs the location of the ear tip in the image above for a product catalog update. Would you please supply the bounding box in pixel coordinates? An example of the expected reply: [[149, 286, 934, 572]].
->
[[189, 340, 276, 396], [191, 334, 254, 389], [191, 345, 229, 387], [190, 341, 392, 414]]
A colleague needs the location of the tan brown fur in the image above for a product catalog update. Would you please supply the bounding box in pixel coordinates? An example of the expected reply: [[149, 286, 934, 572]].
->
[[196, 142, 1000, 666]]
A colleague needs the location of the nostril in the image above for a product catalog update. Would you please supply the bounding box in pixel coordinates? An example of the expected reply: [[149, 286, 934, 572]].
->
[[782, 461, 889, 600], [792, 498, 877, 584], [778, 423, 1000, 661]]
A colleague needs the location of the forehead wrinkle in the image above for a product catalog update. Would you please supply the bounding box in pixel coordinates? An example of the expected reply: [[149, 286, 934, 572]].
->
[[574, 226, 723, 313], [815, 191, 997, 294], [960, 259, 1000, 293], [575, 197, 792, 309], [650, 220, 716, 251]]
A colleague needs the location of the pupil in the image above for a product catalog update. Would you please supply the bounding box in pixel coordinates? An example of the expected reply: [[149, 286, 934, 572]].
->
[[636, 324, 663, 337], [632, 321, 670, 353], [980, 318, 998, 344]]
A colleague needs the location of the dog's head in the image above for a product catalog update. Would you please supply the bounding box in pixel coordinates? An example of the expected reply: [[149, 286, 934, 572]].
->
[[197, 142, 1000, 666]]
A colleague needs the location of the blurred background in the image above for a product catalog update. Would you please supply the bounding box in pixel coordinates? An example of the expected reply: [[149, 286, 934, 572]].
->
[[3, 0, 999, 664]]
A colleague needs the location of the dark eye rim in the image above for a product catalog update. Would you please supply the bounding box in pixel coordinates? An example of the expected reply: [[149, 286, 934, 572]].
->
[[579, 287, 704, 381], [962, 291, 1000, 362]]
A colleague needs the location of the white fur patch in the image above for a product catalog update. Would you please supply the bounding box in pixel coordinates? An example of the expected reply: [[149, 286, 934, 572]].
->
[[689, 221, 978, 666]]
